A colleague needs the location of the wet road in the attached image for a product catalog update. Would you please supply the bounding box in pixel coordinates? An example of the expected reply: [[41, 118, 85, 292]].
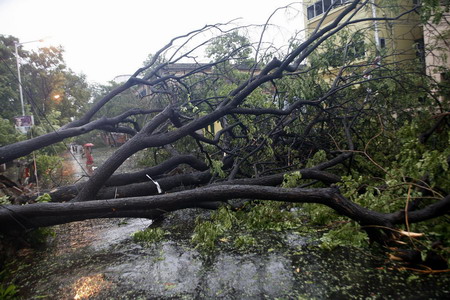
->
[[10, 217, 450, 299], [61, 147, 141, 185]]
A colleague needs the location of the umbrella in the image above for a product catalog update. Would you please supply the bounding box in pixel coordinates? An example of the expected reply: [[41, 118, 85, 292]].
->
[[84, 143, 94, 147]]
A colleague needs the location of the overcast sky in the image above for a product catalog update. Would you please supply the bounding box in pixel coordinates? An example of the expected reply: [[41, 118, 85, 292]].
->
[[0, 0, 304, 85]]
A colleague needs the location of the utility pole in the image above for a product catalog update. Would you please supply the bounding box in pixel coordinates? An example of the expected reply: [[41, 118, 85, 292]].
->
[[14, 38, 45, 116]]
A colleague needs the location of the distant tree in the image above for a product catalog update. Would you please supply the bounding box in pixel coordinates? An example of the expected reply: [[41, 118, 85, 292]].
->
[[22, 46, 91, 126], [58, 72, 91, 123], [0, 36, 91, 127], [0, 35, 22, 120], [206, 31, 253, 64]]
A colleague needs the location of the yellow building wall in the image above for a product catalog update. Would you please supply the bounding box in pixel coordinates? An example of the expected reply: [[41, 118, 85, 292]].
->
[[203, 120, 223, 137]]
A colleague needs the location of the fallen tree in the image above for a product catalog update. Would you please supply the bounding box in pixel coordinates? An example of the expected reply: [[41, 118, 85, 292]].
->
[[0, 0, 449, 256], [2, 185, 449, 238]]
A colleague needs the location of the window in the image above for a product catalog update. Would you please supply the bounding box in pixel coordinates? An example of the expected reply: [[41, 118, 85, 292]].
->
[[333, 0, 344, 7], [315, 1, 324, 15], [324, 0, 333, 11], [439, 72, 450, 100], [415, 38, 425, 62], [307, 0, 347, 20], [379, 38, 386, 49], [307, 5, 315, 19]]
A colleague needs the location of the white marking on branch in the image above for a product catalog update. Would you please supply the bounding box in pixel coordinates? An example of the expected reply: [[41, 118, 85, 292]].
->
[[146, 174, 162, 194]]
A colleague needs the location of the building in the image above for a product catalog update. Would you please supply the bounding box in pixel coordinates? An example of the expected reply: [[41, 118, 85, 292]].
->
[[304, 0, 449, 100], [304, 0, 423, 70], [423, 3, 450, 101], [101, 132, 129, 147]]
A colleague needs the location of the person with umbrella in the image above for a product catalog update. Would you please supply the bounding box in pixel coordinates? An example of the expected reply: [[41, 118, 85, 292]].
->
[[84, 143, 94, 168]]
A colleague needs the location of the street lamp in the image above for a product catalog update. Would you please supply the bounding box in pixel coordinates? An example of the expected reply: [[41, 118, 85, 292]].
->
[[14, 38, 45, 116]]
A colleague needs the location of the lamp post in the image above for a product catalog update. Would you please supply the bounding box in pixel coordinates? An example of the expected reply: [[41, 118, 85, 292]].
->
[[14, 39, 44, 116]]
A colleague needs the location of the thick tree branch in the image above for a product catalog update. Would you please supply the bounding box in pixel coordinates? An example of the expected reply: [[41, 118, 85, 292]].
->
[[3, 186, 447, 237]]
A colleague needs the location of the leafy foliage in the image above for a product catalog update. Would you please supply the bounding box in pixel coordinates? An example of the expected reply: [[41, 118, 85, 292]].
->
[[192, 203, 305, 253], [0, 35, 21, 121], [0, 35, 91, 126], [0, 118, 23, 146], [420, 0, 450, 24], [34, 154, 63, 187], [0, 283, 18, 300], [206, 31, 253, 64], [320, 222, 369, 250], [22, 46, 91, 125], [35, 193, 51, 203], [132, 227, 166, 244]]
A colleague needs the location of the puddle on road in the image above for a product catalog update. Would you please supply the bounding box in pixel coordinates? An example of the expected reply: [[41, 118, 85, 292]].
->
[[8, 216, 449, 299], [49, 218, 153, 255]]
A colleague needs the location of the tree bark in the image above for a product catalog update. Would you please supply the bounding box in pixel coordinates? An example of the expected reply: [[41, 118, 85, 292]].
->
[[2, 185, 448, 238], [17, 167, 340, 204]]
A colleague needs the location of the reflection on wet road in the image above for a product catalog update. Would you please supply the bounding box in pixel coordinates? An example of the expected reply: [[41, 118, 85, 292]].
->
[[61, 151, 89, 184], [12, 215, 450, 299]]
